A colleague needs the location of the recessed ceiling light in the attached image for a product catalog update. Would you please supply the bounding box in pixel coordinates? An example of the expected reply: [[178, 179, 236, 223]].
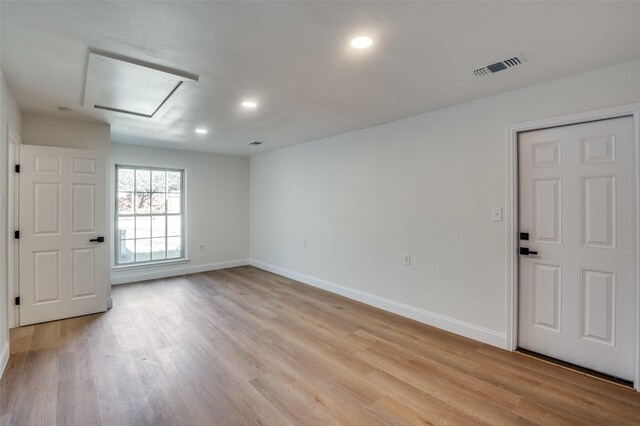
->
[[350, 36, 373, 49], [195, 128, 208, 134], [242, 100, 258, 108]]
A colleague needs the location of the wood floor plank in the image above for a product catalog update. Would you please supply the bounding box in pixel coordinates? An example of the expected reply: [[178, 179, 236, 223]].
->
[[0, 353, 27, 424], [354, 348, 534, 425], [353, 327, 630, 424], [371, 394, 463, 426], [364, 370, 483, 426], [55, 347, 102, 426], [2, 265, 640, 425], [7, 343, 59, 426], [351, 330, 522, 408]]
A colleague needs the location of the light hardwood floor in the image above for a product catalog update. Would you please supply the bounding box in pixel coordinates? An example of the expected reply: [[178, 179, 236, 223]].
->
[[2, 266, 640, 425]]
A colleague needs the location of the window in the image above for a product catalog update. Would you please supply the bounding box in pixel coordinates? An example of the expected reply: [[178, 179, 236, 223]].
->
[[115, 166, 184, 265]]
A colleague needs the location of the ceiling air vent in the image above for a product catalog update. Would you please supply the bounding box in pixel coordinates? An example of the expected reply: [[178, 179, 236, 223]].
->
[[248, 141, 263, 146], [473, 56, 525, 77]]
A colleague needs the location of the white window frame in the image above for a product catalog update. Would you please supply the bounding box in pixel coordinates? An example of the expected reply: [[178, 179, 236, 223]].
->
[[114, 164, 185, 266]]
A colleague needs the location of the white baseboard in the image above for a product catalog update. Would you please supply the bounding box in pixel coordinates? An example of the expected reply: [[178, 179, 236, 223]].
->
[[250, 259, 507, 349], [111, 259, 249, 285], [0, 340, 9, 379]]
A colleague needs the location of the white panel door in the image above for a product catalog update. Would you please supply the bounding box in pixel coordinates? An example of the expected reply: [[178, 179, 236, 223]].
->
[[19, 145, 107, 326], [518, 117, 636, 381]]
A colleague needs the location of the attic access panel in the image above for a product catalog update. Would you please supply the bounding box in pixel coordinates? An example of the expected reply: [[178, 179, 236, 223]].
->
[[83, 51, 198, 120]]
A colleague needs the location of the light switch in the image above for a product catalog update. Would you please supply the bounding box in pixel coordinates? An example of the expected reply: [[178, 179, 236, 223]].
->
[[492, 207, 503, 222]]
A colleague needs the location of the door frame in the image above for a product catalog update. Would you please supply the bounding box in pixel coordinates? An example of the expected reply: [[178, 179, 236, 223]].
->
[[6, 123, 21, 328], [505, 103, 640, 390]]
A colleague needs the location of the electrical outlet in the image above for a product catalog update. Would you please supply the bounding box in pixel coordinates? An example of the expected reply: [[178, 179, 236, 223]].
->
[[403, 254, 411, 266], [198, 244, 207, 251]]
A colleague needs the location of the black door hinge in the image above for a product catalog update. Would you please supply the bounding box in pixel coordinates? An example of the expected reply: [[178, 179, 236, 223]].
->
[[14, 230, 19, 239], [14, 164, 20, 173], [15, 297, 20, 306]]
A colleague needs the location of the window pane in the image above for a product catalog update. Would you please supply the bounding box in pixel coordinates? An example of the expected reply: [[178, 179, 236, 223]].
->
[[116, 166, 184, 265], [118, 169, 134, 192], [167, 193, 181, 213], [167, 237, 181, 259], [135, 238, 151, 262], [152, 238, 166, 260], [135, 193, 151, 214], [167, 215, 181, 237], [152, 171, 166, 193], [151, 216, 166, 237], [136, 216, 151, 239], [117, 217, 135, 240], [117, 240, 135, 264], [151, 193, 165, 214], [136, 169, 151, 192], [117, 192, 133, 214], [167, 171, 181, 192]]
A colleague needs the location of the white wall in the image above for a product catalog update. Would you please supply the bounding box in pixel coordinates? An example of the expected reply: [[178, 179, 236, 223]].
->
[[0, 73, 22, 376], [250, 58, 640, 348], [110, 143, 250, 284], [22, 112, 110, 151]]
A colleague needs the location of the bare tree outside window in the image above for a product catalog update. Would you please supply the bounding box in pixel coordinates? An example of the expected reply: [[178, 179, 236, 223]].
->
[[116, 166, 184, 265]]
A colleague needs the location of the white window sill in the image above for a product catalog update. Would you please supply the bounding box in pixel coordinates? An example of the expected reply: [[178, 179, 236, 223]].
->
[[112, 258, 190, 271]]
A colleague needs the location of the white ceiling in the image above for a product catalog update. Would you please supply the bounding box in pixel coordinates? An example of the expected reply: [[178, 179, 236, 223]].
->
[[2, 1, 640, 156]]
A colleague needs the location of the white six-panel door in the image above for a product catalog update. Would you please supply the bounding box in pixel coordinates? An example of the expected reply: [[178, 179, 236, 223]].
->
[[518, 117, 636, 381], [19, 145, 107, 326]]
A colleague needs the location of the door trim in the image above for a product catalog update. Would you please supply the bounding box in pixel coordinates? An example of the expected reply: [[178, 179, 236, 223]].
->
[[6, 123, 21, 328], [505, 103, 640, 391]]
